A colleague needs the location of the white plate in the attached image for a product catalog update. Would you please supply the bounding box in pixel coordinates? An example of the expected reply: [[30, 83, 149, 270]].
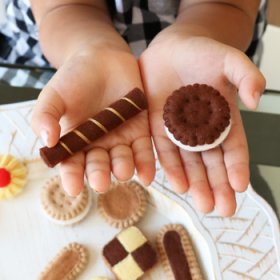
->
[[153, 164, 280, 280], [1, 100, 280, 280]]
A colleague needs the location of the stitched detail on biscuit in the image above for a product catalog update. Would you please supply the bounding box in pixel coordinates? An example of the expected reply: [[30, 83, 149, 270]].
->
[[40, 175, 92, 225], [157, 224, 204, 280], [39, 243, 88, 280], [163, 84, 231, 147], [98, 180, 148, 228]]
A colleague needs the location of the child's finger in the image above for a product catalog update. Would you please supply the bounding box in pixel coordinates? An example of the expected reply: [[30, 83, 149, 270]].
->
[[222, 107, 250, 193], [110, 144, 135, 182], [180, 149, 214, 214], [31, 84, 65, 147], [85, 148, 111, 193], [153, 134, 189, 194], [202, 147, 236, 217], [60, 152, 85, 196], [224, 49, 266, 110], [132, 136, 155, 186]]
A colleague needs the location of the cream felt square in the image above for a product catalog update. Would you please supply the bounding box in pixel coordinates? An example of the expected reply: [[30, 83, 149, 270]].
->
[[117, 226, 147, 252], [113, 255, 143, 280]]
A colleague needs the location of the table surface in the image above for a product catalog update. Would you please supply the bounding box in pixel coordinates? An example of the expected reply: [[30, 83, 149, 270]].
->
[[0, 83, 280, 280]]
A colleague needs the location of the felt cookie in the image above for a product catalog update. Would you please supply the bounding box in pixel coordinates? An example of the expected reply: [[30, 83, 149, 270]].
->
[[98, 180, 148, 228], [40, 175, 92, 226], [163, 84, 231, 152], [0, 154, 27, 200], [40, 88, 147, 167], [157, 224, 204, 280], [103, 226, 158, 280], [39, 243, 88, 280]]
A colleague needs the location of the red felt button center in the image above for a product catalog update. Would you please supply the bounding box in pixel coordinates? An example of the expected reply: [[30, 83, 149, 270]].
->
[[0, 168, 11, 188]]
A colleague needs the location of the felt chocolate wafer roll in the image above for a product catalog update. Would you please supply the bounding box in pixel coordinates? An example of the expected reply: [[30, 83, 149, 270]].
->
[[40, 88, 147, 167]]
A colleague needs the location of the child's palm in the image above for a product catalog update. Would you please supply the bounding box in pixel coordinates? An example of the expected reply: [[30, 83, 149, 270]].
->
[[32, 48, 155, 195], [140, 36, 265, 216]]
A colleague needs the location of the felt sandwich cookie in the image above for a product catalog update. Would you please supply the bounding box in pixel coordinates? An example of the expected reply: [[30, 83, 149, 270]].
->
[[39, 243, 88, 280], [40, 88, 147, 167], [157, 224, 204, 280], [40, 176, 92, 226], [103, 226, 157, 280], [98, 180, 148, 228], [163, 84, 231, 152]]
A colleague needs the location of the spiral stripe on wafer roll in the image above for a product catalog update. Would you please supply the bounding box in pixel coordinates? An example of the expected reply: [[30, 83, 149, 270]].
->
[[40, 88, 147, 167]]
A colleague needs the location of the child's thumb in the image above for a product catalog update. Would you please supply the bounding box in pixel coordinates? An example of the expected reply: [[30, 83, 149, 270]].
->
[[224, 50, 266, 110], [32, 85, 65, 147]]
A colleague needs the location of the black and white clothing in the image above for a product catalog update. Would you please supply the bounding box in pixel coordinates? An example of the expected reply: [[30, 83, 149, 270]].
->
[[0, 0, 267, 87], [0, 0, 268, 66]]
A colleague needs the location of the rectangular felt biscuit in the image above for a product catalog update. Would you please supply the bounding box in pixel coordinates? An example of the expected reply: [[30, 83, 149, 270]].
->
[[103, 226, 157, 280]]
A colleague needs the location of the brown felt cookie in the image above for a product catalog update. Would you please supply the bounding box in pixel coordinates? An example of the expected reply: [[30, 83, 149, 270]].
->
[[39, 243, 88, 280], [157, 224, 205, 280], [98, 180, 148, 228], [163, 84, 231, 152]]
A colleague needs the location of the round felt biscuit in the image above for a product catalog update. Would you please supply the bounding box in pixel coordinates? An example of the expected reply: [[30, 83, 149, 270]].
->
[[98, 180, 148, 229], [40, 175, 92, 225], [163, 84, 231, 148]]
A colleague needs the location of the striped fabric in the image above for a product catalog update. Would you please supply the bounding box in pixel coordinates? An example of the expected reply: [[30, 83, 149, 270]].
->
[[0, 0, 267, 87]]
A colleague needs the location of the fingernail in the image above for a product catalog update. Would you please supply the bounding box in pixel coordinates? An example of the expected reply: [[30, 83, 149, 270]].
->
[[66, 188, 80, 197], [41, 129, 49, 146], [93, 189, 106, 194]]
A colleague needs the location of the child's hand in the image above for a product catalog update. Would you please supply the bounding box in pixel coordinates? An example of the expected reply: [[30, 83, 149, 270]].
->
[[32, 47, 155, 195], [140, 33, 265, 216]]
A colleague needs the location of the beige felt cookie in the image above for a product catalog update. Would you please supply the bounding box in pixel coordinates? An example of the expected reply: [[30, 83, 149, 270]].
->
[[39, 243, 88, 280], [40, 175, 92, 226], [98, 180, 148, 228], [157, 224, 204, 280]]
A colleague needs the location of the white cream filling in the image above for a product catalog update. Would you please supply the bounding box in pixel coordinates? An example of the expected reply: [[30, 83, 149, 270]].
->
[[165, 119, 232, 152]]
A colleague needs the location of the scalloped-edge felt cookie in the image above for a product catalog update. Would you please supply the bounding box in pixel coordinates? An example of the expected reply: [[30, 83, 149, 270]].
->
[[157, 224, 204, 280], [38, 243, 88, 280], [98, 180, 148, 228], [163, 84, 231, 152], [0, 154, 27, 200], [40, 175, 92, 226]]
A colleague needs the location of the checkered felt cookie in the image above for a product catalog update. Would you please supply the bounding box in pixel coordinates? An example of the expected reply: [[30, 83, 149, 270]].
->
[[103, 226, 157, 280]]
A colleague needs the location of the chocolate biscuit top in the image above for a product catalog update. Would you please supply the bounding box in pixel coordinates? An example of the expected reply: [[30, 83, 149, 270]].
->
[[163, 84, 230, 146]]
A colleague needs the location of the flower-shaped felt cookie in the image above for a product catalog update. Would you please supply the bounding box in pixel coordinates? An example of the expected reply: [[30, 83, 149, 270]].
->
[[0, 154, 27, 200]]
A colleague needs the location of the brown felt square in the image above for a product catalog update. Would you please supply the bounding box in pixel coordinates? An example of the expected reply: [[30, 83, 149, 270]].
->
[[132, 242, 157, 271], [103, 238, 128, 266]]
